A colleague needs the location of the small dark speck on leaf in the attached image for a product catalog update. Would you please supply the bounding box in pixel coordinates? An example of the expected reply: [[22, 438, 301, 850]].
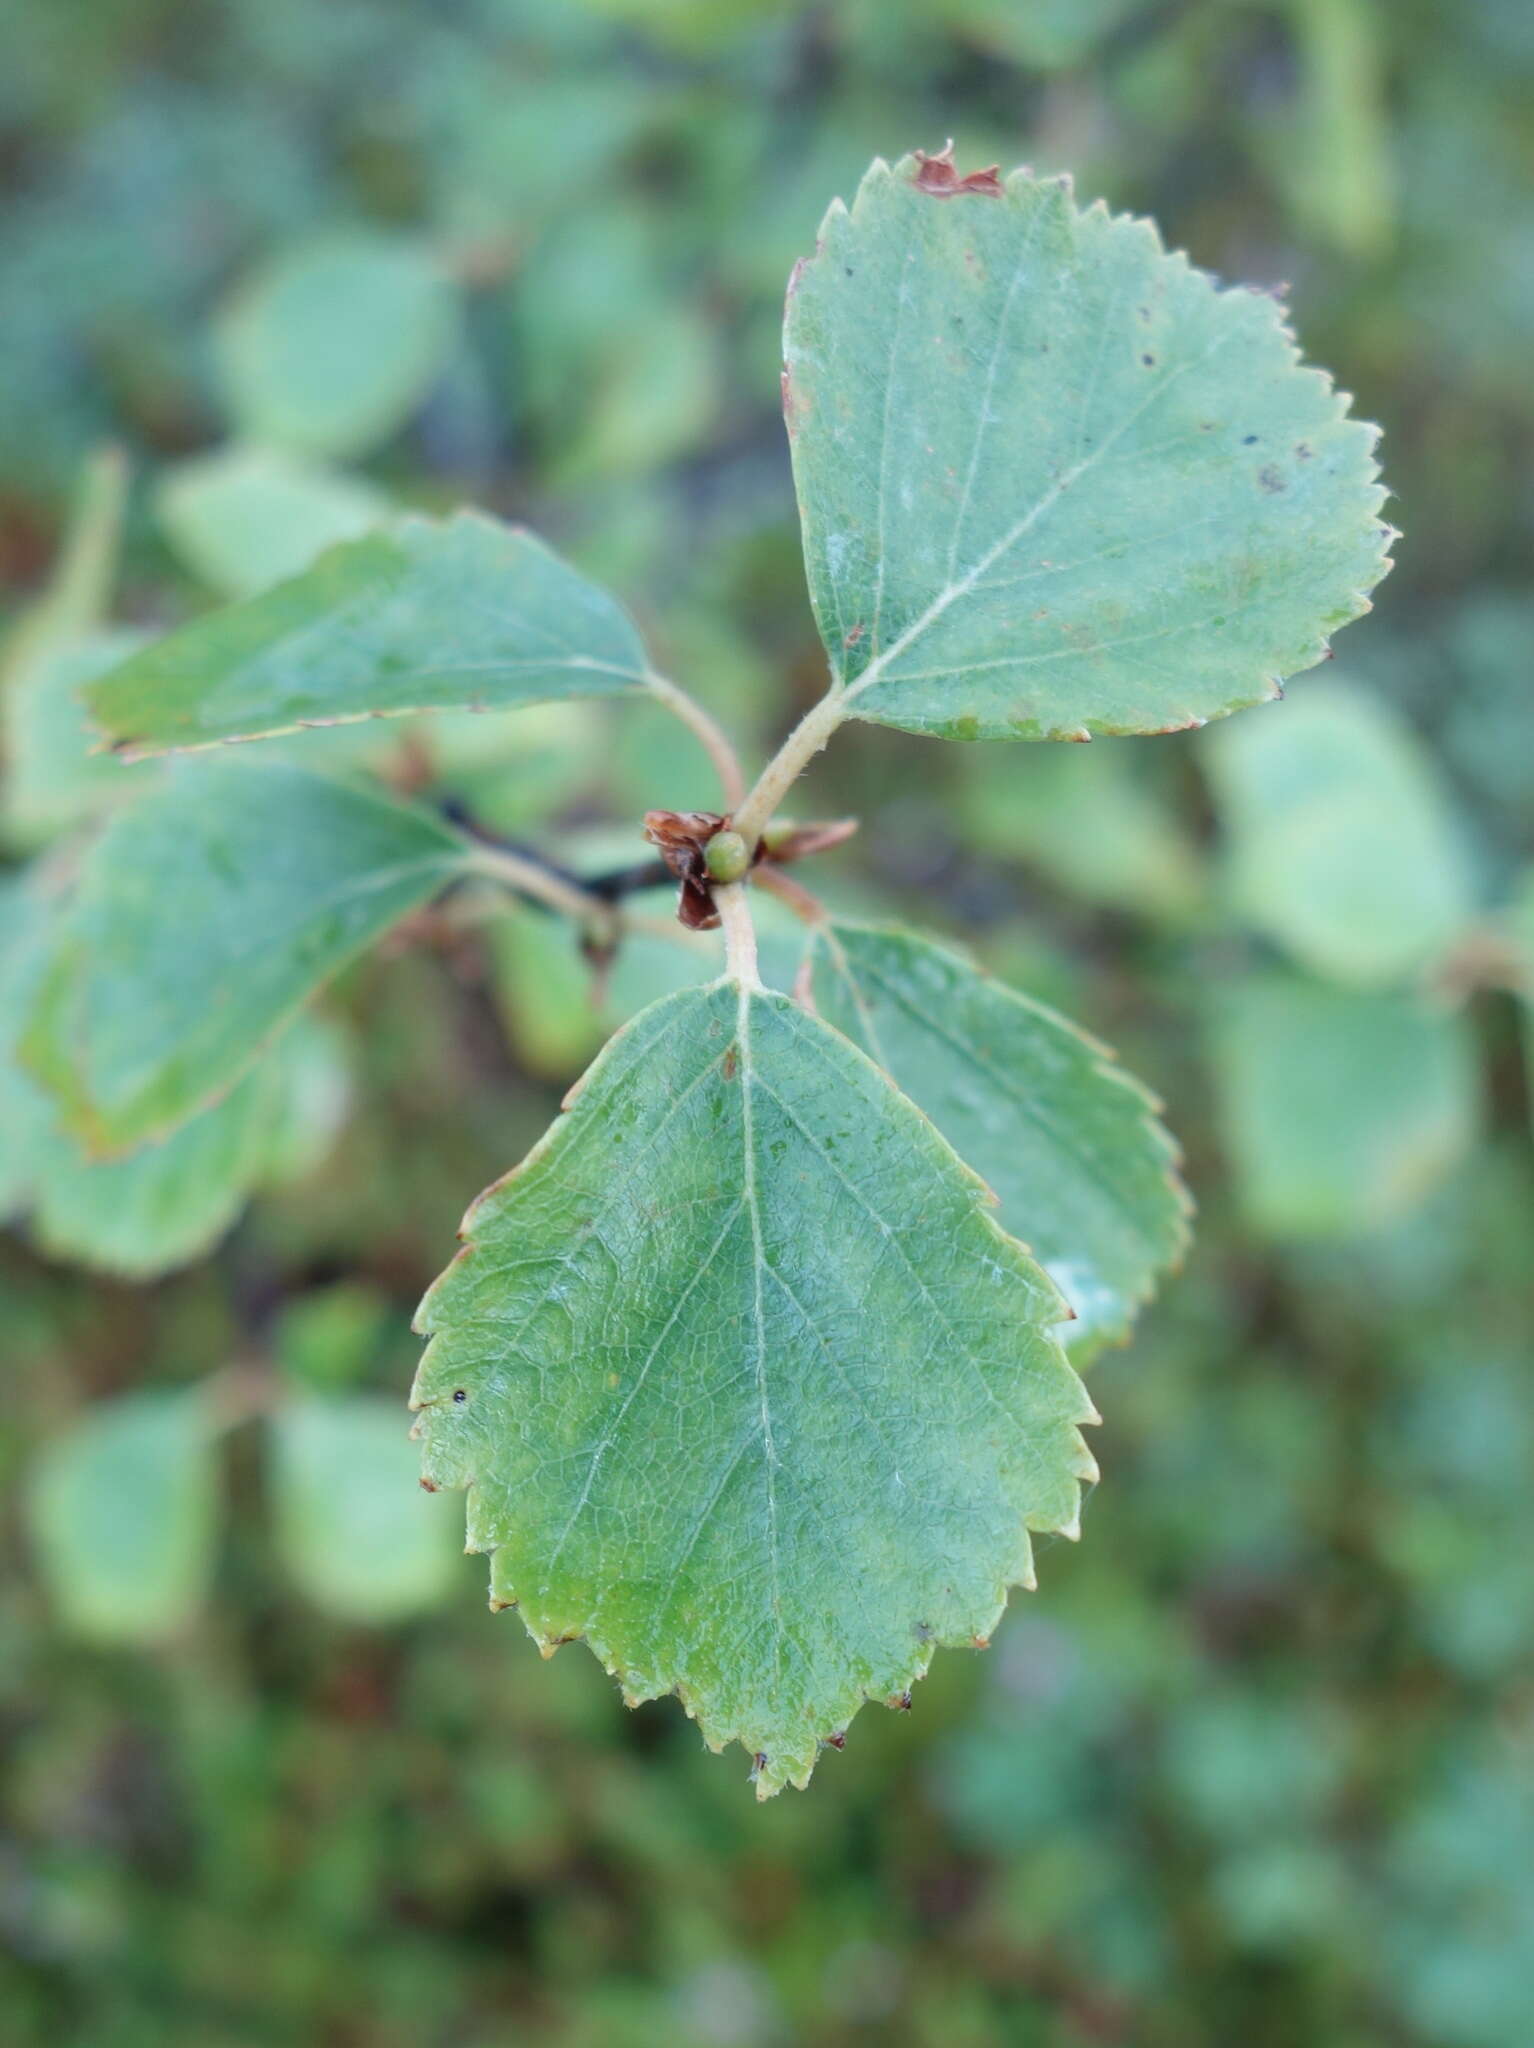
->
[[824, 1731, 847, 1750], [1243, 434, 1259, 445], [892, 1690, 913, 1712], [453, 1388, 467, 1403], [1258, 463, 1286, 492], [1141, 353, 1155, 366], [752, 1751, 769, 1774], [1295, 441, 1313, 459]]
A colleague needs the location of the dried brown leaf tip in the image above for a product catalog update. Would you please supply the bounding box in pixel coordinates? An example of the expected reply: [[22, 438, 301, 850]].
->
[[913, 142, 1003, 200]]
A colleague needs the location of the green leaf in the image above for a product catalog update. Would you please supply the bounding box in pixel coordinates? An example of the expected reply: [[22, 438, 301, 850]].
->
[[84, 512, 655, 757], [953, 0, 1144, 71], [28, 1015, 348, 1279], [22, 759, 464, 1152], [274, 1283, 392, 1392], [0, 446, 126, 684], [155, 444, 392, 599], [1209, 974, 1478, 1237], [784, 155, 1391, 740], [1203, 679, 1475, 985], [271, 1394, 460, 1623], [804, 921, 1189, 1353], [0, 874, 60, 1221], [413, 979, 1096, 1796], [962, 740, 1203, 919], [27, 1390, 221, 1645], [2, 628, 157, 849], [213, 231, 458, 458]]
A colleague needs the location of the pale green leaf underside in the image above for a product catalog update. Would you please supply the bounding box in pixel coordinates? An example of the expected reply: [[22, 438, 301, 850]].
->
[[413, 979, 1096, 1796], [3, 871, 348, 1271], [213, 232, 457, 459], [1202, 678, 1476, 987], [806, 921, 1189, 1352], [786, 155, 1392, 738], [84, 512, 654, 757], [1210, 974, 1479, 1238], [156, 444, 392, 600], [22, 758, 464, 1152], [272, 1395, 461, 1623], [29, 1015, 346, 1279], [27, 1390, 220, 1646]]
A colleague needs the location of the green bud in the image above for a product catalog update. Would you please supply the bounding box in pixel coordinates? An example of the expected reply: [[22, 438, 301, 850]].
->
[[703, 830, 751, 884]]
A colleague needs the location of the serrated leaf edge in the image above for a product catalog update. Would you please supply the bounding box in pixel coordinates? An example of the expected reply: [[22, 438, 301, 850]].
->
[[412, 973, 1100, 1797], [786, 155, 1396, 741], [803, 918, 1193, 1349]]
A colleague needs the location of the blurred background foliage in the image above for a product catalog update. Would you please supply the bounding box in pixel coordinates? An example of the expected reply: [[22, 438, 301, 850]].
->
[[2, 1, 1533, 2043]]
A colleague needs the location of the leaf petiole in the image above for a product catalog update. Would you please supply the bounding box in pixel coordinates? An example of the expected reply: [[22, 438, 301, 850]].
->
[[729, 688, 847, 848], [713, 880, 762, 989], [644, 670, 746, 811]]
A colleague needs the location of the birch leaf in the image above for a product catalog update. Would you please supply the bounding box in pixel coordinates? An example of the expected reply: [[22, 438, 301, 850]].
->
[[805, 921, 1189, 1353], [22, 759, 465, 1152], [84, 512, 656, 757], [413, 980, 1096, 1796], [785, 153, 1392, 739], [27, 1390, 221, 1646]]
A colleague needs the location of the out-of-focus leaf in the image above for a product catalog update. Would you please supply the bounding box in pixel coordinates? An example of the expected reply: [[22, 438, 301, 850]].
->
[[274, 1283, 392, 1392], [21, 760, 465, 1152], [1271, 0, 1395, 258], [1209, 973, 1478, 1236], [413, 980, 1095, 1795], [213, 232, 458, 457], [85, 513, 655, 755], [155, 444, 392, 598], [27, 1390, 221, 1645], [256, 1011, 354, 1187], [554, 302, 719, 487], [29, 1014, 349, 1278], [1383, 1744, 1534, 2048], [1203, 680, 1474, 986], [2, 629, 155, 849], [0, 446, 125, 683], [948, 0, 1145, 71], [805, 920, 1190, 1353], [962, 740, 1203, 918], [0, 874, 60, 1222], [488, 901, 716, 1082], [786, 154, 1391, 740], [271, 1394, 460, 1623]]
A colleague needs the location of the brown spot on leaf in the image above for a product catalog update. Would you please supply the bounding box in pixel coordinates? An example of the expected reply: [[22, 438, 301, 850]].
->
[[890, 1690, 914, 1712], [722, 1045, 738, 1081], [843, 621, 865, 649], [913, 142, 1003, 199], [823, 1731, 847, 1750], [419, 1476, 439, 1492]]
